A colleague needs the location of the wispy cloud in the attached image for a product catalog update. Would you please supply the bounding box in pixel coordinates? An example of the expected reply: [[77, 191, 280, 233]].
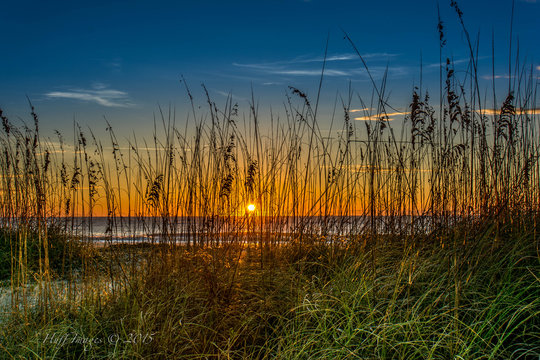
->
[[354, 111, 407, 121], [234, 52, 397, 68], [233, 61, 407, 79], [233, 62, 349, 77], [425, 57, 481, 68], [481, 74, 514, 80], [91, 82, 109, 90], [45, 86, 134, 107], [273, 69, 351, 76], [479, 108, 539, 116], [231, 52, 403, 79], [351, 66, 409, 79], [285, 52, 398, 64], [105, 58, 122, 71], [214, 90, 247, 102]]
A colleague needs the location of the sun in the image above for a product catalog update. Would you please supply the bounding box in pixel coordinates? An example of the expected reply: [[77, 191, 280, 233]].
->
[[247, 204, 256, 212]]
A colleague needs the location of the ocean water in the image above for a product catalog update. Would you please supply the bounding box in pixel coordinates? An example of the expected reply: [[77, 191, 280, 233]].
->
[[41, 215, 432, 245]]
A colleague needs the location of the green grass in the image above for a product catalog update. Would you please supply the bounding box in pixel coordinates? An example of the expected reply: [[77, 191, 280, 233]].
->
[[269, 230, 540, 359], [0, 226, 84, 281], [0, 224, 538, 359]]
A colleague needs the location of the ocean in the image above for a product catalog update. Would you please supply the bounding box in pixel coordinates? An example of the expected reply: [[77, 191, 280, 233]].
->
[[37, 215, 432, 245]]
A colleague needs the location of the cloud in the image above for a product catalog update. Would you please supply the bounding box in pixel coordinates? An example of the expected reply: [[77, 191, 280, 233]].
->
[[355, 111, 407, 121], [233, 62, 407, 79], [273, 69, 351, 76], [214, 90, 247, 102], [482, 70, 540, 81], [321, 54, 356, 62], [425, 56, 492, 70], [480, 108, 539, 116], [105, 58, 122, 71], [91, 82, 108, 90], [279, 54, 357, 64], [234, 52, 397, 68], [230, 52, 410, 83], [286, 53, 397, 64], [482, 74, 515, 80], [351, 66, 409, 79], [233, 62, 350, 77], [520, 0, 537, 3], [45, 86, 134, 107], [426, 57, 472, 68]]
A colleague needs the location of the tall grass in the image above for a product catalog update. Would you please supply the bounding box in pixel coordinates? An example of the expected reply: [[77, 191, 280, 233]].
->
[[0, 1, 539, 358]]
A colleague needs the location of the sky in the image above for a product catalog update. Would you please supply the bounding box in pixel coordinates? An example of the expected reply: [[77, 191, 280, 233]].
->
[[1, 0, 539, 137]]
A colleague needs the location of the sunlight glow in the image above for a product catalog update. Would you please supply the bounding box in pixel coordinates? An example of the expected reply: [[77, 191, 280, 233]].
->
[[247, 204, 256, 212]]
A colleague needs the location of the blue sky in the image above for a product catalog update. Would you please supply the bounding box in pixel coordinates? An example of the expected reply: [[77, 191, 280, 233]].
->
[[1, 0, 538, 136]]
